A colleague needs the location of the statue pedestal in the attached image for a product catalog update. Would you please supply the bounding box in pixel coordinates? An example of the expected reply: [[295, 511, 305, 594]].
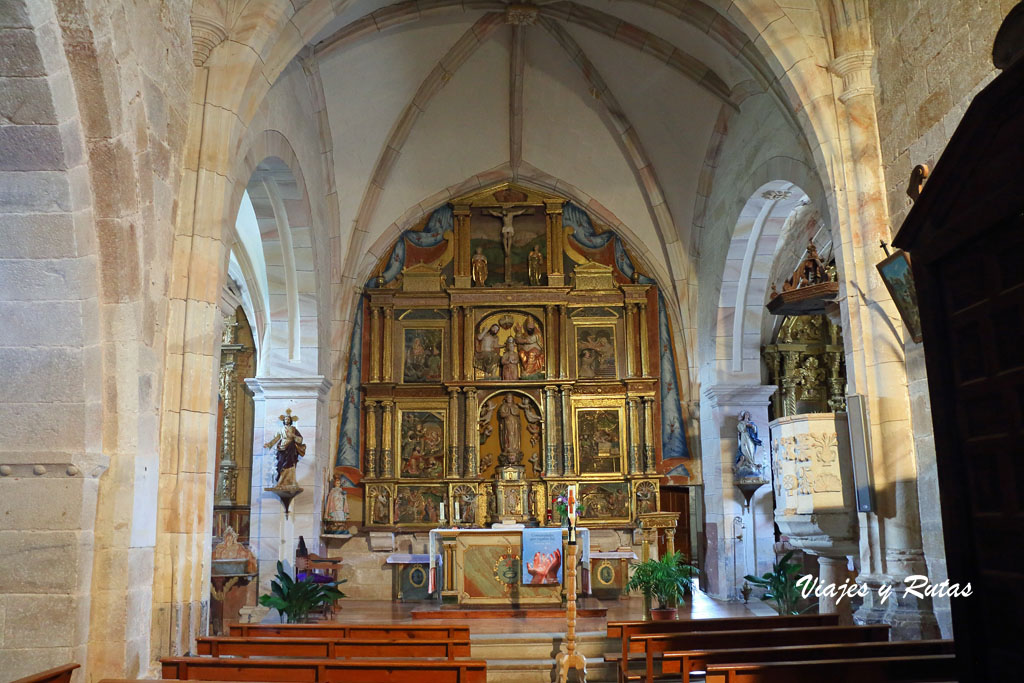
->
[[493, 466, 528, 523], [264, 485, 303, 516]]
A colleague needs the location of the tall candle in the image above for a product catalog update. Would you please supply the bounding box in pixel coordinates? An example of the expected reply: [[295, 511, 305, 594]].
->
[[454, 500, 460, 522], [439, 501, 446, 524]]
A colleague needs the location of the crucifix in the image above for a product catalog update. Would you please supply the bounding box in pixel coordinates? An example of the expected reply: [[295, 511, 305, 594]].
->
[[485, 206, 531, 283]]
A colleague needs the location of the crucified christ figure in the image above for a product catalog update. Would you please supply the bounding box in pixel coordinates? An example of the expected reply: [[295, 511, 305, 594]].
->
[[485, 207, 530, 258]]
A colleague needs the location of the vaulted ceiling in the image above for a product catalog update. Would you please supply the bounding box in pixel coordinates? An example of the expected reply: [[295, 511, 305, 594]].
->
[[308, 0, 769, 283]]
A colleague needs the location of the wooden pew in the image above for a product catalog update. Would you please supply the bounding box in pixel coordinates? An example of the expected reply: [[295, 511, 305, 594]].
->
[[228, 622, 470, 640], [162, 655, 487, 682], [703, 653, 957, 682], [633, 624, 891, 683], [11, 664, 80, 683], [662, 639, 955, 683], [195, 634, 471, 659], [605, 614, 840, 683]]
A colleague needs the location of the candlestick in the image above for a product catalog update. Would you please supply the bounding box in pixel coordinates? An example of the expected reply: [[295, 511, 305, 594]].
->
[[454, 500, 460, 523], [440, 501, 446, 525]]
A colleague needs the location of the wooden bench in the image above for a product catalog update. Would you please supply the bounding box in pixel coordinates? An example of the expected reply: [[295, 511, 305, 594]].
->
[[11, 664, 80, 683], [195, 634, 471, 660], [703, 653, 957, 682], [605, 614, 840, 683], [161, 655, 487, 682], [633, 624, 891, 683], [228, 622, 470, 640], [662, 639, 955, 683]]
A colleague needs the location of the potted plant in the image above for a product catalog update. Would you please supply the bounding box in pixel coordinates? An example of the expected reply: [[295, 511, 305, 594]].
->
[[259, 560, 346, 623], [626, 550, 697, 621], [744, 550, 813, 615]]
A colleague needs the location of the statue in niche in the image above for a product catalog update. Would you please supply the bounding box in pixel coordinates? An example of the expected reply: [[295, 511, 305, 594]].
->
[[372, 488, 390, 525], [212, 526, 256, 574], [513, 317, 544, 378], [474, 323, 501, 378], [500, 336, 521, 380], [471, 246, 488, 287], [735, 410, 764, 479], [486, 207, 529, 258], [528, 245, 544, 285], [498, 393, 522, 464], [325, 474, 349, 524], [265, 409, 305, 488]]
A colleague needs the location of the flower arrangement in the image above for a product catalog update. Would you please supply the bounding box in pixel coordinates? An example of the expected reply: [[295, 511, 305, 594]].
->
[[553, 494, 585, 521]]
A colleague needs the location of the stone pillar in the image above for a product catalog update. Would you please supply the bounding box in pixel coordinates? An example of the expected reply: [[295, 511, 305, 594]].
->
[[626, 396, 640, 474], [380, 400, 394, 478], [370, 306, 381, 383], [364, 400, 378, 479], [642, 397, 656, 474], [448, 387, 461, 478], [638, 302, 649, 377], [464, 388, 479, 478], [700, 384, 777, 600], [246, 376, 332, 592], [544, 386, 559, 476], [827, 0, 938, 638], [819, 556, 853, 624], [560, 386, 573, 475]]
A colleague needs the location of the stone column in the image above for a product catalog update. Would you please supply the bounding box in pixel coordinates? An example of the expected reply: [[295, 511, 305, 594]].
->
[[370, 306, 381, 383], [827, 0, 938, 638], [638, 302, 649, 377], [699, 384, 777, 600], [642, 397, 657, 474], [819, 556, 853, 624], [382, 308, 394, 383], [447, 387, 461, 478], [626, 396, 640, 474], [560, 386, 573, 474], [246, 376, 332, 592], [364, 400, 378, 479], [544, 386, 559, 476], [380, 400, 394, 478], [464, 388, 479, 478]]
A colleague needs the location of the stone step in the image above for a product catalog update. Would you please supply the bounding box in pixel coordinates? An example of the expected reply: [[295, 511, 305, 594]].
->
[[470, 630, 611, 660], [485, 656, 617, 683]]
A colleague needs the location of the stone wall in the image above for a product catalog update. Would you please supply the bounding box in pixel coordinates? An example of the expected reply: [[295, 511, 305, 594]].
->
[[870, 0, 1016, 639]]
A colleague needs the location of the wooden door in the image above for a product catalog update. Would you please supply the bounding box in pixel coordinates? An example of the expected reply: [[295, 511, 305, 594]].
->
[[658, 487, 691, 560]]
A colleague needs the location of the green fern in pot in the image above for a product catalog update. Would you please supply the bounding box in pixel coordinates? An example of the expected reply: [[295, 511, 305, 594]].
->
[[258, 560, 346, 623]]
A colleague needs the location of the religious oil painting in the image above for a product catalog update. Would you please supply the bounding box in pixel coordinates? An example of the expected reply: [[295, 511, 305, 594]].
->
[[393, 485, 445, 525], [521, 528, 563, 585], [579, 482, 630, 520], [576, 408, 623, 474], [576, 326, 617, 378], [402, 328, 443, 383], [473, 311, 545, 381], [876, 250, 922, 343], [398, 409, 446, 478]]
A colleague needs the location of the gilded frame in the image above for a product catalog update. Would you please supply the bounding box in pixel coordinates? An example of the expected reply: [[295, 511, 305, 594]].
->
[[449, 482, 485, 528], [366, 483, 395, 526], [392, 483, 447, 527], [571, 398, 627, 477], [577, 481, 633, 523], [397, 319, 447, 384], [394, 401, 448, 480], [468, 308, 548, 382], [571, 320, 620, 380], [631, 478, 661, 519]]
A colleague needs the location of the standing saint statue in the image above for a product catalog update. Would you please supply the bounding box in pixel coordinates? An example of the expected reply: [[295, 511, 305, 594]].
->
[[265, 409, 305, 488], [500, 336, 521, 381], [735, 410, 764, 479], [497, 393, 522, 464], [325, 474, 349, 524], [528, 245, 544, 285], [471, 246, 488, 286]]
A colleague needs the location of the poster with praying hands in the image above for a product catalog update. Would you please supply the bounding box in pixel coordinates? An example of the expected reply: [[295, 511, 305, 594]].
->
[[522, 528, 563, 585]]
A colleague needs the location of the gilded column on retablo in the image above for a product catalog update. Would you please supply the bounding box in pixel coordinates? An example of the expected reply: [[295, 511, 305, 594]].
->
[[451, 306, 462, 381], [544, 305, 555, 378], [638, 302, 649, 377], [364, 400, 378, 478], [382, 307, 394, 383], [558, 305, 568, 379], [447, 387, 461, 478], [544, 386, 559, 476], [464, 388, 479, 478], [625, 303, 637, 378], [545, 200, 564, 286], [626, 397, 639, 475], [381, 400, 394, 477], [370, 306, 381, 383], [560, 386, 573, 474], [463, 308, 475, 382], [454, 205, 472, 288], [642, 396, 656, 474]]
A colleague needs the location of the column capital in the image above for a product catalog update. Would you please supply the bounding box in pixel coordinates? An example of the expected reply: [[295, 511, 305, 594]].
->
[[245, 375, 332, 400], [447, 386, 462, 396], [701, 383, 777, 409], [829, 50, 875, 102]]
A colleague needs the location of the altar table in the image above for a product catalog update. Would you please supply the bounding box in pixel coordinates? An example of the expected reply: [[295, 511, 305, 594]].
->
[[428, 527, 590, 606]]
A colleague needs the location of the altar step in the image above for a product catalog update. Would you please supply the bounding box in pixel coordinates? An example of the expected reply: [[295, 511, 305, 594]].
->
[[472, 631, 616, 682]]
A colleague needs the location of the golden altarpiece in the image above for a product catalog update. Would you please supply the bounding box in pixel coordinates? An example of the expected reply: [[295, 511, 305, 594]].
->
[[354, 185, 672, 532]]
